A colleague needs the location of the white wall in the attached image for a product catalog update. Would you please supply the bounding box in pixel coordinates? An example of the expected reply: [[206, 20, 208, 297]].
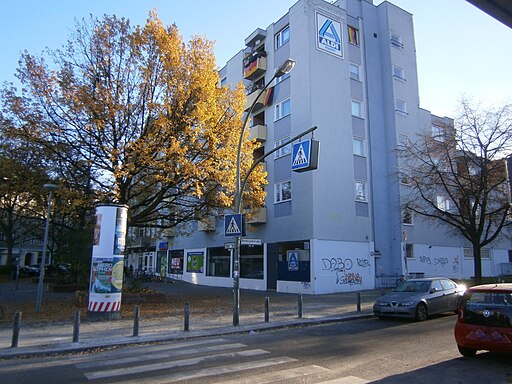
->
[[405, 245, 510, 280], [310, 239, 375, 294]]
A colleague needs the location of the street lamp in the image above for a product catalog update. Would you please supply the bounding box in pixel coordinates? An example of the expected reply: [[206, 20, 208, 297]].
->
[[35, 183, 58, 313], [232, 58, 296, 326]]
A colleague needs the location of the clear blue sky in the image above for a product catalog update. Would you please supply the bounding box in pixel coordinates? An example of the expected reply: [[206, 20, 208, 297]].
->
[[1, 0, 511, 118]]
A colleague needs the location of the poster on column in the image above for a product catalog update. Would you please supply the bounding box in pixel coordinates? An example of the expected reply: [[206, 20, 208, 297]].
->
[[113, 207, 127, 255]]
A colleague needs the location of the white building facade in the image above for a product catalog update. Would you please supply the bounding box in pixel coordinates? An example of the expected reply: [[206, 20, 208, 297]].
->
[[135, 0, 511, 294]]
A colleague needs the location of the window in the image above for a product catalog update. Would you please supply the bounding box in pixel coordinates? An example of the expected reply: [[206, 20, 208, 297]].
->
[[220, 77, 227, 87], [390, 32, 403, 49], [274, 136, 291, 159], [349, 63, 360, 81], [348, 26, 359, 46], [355, 181, 367, 202], [274, 98, 291, 121], [240, 245, 264, 279], [432, 125, 445, 142], [436, 195, 451, 211], [395, 99, 407, 115], [464, 248, 490, 259], [206, 247, 230, 277], [353, 137, 365, 156], [275, 180, 292, 203], [393, 65, 405, 81], [402, 209, 413, 225], [352, 100, 363, 118], [405, 244, 414, 258], [275, 25, 290, 49]]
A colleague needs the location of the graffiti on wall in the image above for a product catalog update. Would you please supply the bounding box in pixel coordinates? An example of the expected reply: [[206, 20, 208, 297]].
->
[[419, 254, 460, 274], [321, 257, 371, 286]]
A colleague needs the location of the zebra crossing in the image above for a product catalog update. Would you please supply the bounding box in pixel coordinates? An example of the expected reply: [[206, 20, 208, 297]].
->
[[0, 337, 369, 383]]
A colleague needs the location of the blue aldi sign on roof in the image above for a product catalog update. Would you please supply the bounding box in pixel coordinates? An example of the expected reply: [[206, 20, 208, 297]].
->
[[316, 12, 343, 58], [292, 139, 320, 173]]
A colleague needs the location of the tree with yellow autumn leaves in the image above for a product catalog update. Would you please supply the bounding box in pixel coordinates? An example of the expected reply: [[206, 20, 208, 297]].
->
[[2, 12, 266, 237]]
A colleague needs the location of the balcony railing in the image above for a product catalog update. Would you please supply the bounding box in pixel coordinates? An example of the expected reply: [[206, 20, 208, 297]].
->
[[244, 55, 267, 80], [249, 124, 267, 141], [244, 89, 266, 111], [246, 207, 267, 224]]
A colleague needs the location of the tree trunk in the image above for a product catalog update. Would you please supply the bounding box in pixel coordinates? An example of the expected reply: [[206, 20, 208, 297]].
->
[[473, 244, 483, 285]]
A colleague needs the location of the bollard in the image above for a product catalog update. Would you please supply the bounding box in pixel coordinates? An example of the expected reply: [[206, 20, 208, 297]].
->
[[357, 292, 361, 312], [72, 309, 80, 342], [298, 294, 303, 318], [11, 312, 21, 348], [264, 297, 270, 323], [133, 305, 140, 337], [184, 303, 190, 332]]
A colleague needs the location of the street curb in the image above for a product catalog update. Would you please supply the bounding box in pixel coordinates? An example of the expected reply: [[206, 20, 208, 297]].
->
[[0, 312, 373, 360]]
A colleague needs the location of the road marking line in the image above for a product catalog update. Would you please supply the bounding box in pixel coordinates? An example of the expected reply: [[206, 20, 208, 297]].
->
[[318, 376, 369, 384], [84, 349, 270, 380], [76, 343, 247, 369], [215, 364, 331, 384], [107, 356, 298, 384]]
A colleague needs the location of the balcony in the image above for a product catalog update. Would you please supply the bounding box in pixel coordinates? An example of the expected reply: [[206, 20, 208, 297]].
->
[[244, 89, 266, 111], [246, 207, 267, 224], [197, 216, 216, 231], [249, 124, 267, 141], [245, 28, 266, 49], [244, 55, 267, 80]]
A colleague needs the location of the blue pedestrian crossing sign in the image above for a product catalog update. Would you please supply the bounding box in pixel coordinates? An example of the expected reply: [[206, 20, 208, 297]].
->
[[224, 214, 245, 237], [291, 139, 319, 172]]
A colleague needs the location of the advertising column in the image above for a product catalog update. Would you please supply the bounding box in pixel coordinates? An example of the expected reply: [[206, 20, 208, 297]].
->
[[88, 204, 128, 320]]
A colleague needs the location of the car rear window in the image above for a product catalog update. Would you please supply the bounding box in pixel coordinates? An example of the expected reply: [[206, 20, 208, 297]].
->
[[461, 291, 512, 327]]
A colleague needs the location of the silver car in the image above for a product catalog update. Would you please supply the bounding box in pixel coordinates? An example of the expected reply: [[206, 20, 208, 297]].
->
[[373, 277, 466, 321]]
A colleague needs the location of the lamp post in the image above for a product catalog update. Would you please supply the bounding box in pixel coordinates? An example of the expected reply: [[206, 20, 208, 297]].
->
[[232, 58, 296, 326], [35, 183, 57, 313]]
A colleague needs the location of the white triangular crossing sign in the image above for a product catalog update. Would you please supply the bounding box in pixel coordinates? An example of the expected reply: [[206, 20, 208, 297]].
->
[[224, 213, 244, 237], [292, 139, 319, 173], [292, 144, 308, 166], [226, 217, 241, 235]]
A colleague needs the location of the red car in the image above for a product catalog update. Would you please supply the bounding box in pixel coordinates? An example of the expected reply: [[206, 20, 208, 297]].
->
[[454, 283, 512, 357]]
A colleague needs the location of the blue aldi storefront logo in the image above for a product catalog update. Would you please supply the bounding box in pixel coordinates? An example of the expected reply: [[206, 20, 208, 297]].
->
[[316, 12, 343, 58]]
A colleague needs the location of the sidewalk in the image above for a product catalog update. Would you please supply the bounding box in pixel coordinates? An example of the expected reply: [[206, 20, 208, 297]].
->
[[0, 279, 381, 359]]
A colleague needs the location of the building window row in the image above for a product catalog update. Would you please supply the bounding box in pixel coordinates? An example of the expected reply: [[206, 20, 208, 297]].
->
[[395, 99, 407, 115], [348, 25, 359, 46], [275, 25, 290, 50], [274, 98, 291, 121], [274, 136, 291, 159], [275, 180, 292, 203], [355, 181, 367, 202], [351, 99, 363, 118], [390, 32, 403, 49], [349, 63, 361, 81], [353, 137, 365, 157], [393, 65, 405, 82]]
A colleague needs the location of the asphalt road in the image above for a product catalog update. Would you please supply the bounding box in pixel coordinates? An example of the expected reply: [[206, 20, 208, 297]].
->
[[1, 314, 510, 383]]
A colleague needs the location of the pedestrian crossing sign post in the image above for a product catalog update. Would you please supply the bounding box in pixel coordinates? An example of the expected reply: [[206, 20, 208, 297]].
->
[[291, 139, 319, 172], [224, 213, 245, 237]]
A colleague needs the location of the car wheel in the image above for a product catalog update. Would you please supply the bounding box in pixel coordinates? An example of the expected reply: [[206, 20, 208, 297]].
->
[[415, 303, 428, 321], [457, 345, 477, 357]]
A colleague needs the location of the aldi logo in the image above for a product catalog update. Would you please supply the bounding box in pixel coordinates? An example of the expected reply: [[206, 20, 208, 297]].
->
[[316, 12, 343, 58]]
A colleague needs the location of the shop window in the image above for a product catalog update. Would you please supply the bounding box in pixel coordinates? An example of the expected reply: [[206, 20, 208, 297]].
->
[[206, 247, 230, 277], [240, 244, 264, 279]]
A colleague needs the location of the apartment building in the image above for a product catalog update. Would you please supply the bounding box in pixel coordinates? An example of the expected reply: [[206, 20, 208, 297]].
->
[[128, 0, 511, 294]]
